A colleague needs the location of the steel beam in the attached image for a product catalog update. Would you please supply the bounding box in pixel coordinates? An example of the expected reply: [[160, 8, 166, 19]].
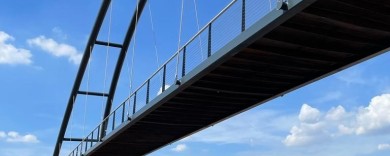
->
[[95, 40, 123, 48], [53, 1, 112, 155], [77, 91, 109, 97]]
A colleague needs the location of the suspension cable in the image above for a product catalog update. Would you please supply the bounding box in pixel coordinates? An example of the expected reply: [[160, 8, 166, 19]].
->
[[101, 1, 114, 119], [147, 1, 164, 89], [177, 0, 185, 52], [69, 95, 76, 152], [193, 0, 204, 60], [82, 45, 92, 138], [268, 0, 272, 10], [129, 0, 140, 94], [125, 54, 132, 116], [175, 0, 185, 82], [126, 0, 140, 116], [148, 2, 160, 69]]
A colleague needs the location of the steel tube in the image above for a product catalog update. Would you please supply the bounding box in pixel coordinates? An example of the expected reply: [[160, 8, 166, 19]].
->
[[53, 1, 112, 155]]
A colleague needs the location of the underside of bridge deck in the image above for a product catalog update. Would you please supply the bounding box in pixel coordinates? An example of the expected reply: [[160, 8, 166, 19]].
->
[[86, 0, 390, 155]]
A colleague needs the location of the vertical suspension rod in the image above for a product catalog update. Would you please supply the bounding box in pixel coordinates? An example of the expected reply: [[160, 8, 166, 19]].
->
[[53, 0, 112, 156], [100, 0, 148, 139]]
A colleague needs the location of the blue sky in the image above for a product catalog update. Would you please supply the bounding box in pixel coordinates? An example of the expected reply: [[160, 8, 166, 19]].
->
[[1, 0, 390, 156]]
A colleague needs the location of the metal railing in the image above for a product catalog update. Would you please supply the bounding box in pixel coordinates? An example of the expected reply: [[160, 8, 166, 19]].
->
[[68, 0, 277, 155]]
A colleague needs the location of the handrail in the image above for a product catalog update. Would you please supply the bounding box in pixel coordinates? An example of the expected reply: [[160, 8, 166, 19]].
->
[[68, 0, 277, 154], [83, 0, 240, 132], [125, 0, 239, 97]]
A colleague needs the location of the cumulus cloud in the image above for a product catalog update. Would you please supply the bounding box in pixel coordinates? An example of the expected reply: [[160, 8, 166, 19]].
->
[[378, 143, 390, 150], [27, 36, 82, 64], [283, 104, 330, 146], [0, 131, 39, 143], [298, 104, 321, 123], [283, 94, 390, 146], [0, 31, 32, 65], [171, 144, 187, 152], [325, 105, 346, 121], [355, 94, 390, 135]]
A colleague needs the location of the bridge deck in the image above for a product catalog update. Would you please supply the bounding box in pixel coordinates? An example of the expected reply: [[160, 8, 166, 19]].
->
[[82, 0, 390, 155]]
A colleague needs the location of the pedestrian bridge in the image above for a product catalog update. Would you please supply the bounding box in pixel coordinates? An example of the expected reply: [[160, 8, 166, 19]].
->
[[54, 0, 390, 155]]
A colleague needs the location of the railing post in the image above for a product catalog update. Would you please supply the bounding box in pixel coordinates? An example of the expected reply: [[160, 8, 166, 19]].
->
[[90, 133, 93, 147], [122, 103, 125, 123], [80, 143, 83, 155], [146, 80, 150, 104], [208, 24, 212, 57], [182, 46, 186, 77], [162, 65, 166, 92], [112, 111, 116, 130], [80, 144, 82, 156], [242, 0, 246, 32], [133, 92, 137, 114], [96, 126, 100, 142], [84, 140, 88, 152], [99, 120, 107, 139]]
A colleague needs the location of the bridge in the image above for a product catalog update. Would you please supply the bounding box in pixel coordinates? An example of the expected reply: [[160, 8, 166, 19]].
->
[[54, 0, 390, 155]]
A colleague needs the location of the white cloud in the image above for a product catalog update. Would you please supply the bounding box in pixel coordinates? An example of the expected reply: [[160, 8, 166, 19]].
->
[[0, 131, 6, 138], [298, 104, 320, 123], [337, 124, 354, 135], [325, 105, 346, 121], [355, 94, 390, 135], [378, 143, 390, 150], [27, 36, 82, 64], [52, 27, 68, 40], [283, 103, 351, 146], [0, 131, 39, 143], [283, 117, 328, 146], [0, 31, 32, 65], [171, 144, 187, 152], [283, 94, 390, 146]]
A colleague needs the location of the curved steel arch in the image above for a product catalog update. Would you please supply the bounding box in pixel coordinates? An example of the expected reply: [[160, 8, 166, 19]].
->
[[53, 0, 148, 155]]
